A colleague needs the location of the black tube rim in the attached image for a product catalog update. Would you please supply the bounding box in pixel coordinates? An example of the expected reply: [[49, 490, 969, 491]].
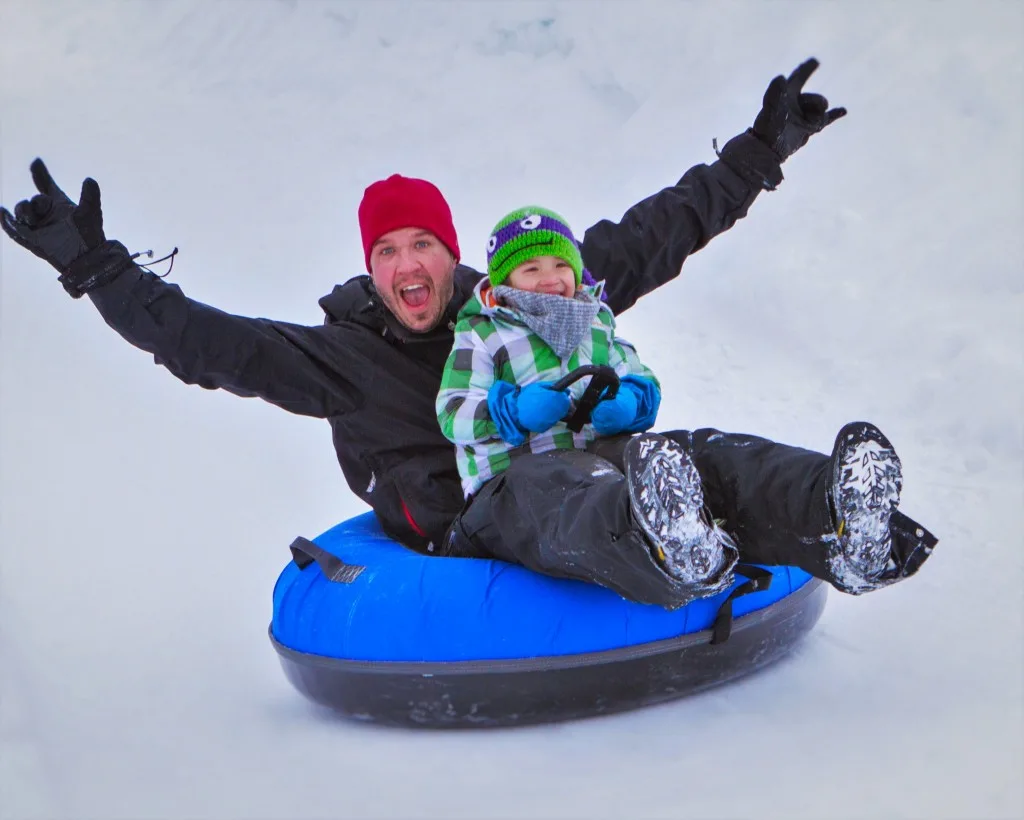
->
[[270, 577, 824, 676]]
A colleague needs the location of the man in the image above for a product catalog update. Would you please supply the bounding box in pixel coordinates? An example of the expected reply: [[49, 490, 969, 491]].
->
[[0, 59, 936, 609]]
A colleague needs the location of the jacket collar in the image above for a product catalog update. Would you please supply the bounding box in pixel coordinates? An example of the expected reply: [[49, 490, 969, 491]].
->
[[318, 266, 483, 342]]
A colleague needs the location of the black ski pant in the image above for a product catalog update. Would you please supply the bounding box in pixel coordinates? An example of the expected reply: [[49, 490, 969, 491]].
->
[[443, 429, 838, 610]]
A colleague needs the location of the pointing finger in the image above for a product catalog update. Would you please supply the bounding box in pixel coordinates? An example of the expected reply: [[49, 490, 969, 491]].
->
[[787, 57, 820, 91], [30, 158, 56, 194], [29, 158, 72, 204]]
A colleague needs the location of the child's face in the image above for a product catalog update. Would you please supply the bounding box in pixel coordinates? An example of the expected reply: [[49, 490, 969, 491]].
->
[[506, 255, 576, 297]]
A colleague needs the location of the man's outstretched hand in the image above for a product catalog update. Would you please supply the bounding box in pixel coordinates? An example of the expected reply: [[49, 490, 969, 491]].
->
[[751, 58, 847, 162], [2, 159, 137, 298], [1, 158, 107, 273]]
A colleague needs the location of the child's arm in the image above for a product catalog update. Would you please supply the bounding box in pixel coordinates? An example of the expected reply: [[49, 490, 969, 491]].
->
[[611, 336, 659, 390], [590, 335, 662, 435], [436, 319, 504, 448], [437, 319, 573, 449]]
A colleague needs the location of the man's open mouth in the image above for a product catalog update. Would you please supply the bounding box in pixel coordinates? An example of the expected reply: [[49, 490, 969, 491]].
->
[[399, 283, 430, 309]]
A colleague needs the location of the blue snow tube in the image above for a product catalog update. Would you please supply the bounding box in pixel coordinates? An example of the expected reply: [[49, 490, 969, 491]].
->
[[270, 511, 828, 728]]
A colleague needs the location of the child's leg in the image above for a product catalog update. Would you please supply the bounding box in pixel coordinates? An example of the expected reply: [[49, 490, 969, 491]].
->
[[666, 428, 835, 568], [443, 446, 721, 610]]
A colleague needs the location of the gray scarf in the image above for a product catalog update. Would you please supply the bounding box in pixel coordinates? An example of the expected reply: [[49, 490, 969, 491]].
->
[[493, 286, 602, 359]]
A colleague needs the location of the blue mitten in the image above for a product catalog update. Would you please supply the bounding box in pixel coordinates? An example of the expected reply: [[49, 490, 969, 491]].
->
[[488, 381, 572, 445], [591, 376, 661, 436], [518, 382, 572, 432]]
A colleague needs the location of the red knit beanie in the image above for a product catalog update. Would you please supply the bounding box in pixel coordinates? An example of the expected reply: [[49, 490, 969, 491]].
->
[[358, 174, 461, 272]]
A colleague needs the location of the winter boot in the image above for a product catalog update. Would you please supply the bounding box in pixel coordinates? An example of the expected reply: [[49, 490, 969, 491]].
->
[[825, 421, 904, 594], [624, 433, 738, 596]]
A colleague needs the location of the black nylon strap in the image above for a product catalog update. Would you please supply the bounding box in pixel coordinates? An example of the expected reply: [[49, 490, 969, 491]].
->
[[59, 240, 136, 299], [289, 536, 365, 584], [710, 563, 774, 645]]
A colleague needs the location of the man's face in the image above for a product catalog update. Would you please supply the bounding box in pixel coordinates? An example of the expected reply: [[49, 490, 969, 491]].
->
[[369, 227, 456, 333]]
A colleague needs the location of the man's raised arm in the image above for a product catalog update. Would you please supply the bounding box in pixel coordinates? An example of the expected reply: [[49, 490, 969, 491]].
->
[[581, 57, 846, 315], [1, 159, 358, 419]]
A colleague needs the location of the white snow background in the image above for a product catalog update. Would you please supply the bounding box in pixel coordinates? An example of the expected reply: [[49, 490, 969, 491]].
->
[[1, 2, 1021, 819]]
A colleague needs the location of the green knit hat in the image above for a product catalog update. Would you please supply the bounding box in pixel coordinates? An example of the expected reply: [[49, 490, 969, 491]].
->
[[486, 206, 584, 288]]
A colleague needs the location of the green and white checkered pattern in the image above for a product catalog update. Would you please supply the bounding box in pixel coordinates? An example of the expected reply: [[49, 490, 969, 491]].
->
[[436, 278, 659, 497]]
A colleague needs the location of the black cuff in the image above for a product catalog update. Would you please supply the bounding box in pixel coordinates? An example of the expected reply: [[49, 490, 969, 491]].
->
[[59, 240, 136, 299], [716, 130, 785, 192]]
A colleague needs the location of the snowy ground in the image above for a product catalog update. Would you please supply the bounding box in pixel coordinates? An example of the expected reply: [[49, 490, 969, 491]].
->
[[1, 2, 1021, 819]]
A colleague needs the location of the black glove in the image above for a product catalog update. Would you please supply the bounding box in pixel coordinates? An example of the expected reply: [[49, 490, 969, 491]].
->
[[1, 158, 135, 298], [751, 57, 847, 162]]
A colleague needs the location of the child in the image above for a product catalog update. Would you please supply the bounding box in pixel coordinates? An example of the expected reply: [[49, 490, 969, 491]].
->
[[436, 206, 737, 592]]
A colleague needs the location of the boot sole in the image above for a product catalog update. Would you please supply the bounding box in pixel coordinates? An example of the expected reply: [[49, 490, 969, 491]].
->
[[625, 434, 733, 587], [829, 422, 903, 594]]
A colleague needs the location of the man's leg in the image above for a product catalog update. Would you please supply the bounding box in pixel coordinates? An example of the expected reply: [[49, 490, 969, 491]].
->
[[663, 423, 937, 593], [443, 440, 732, 610], [665, 428, 834, 569]]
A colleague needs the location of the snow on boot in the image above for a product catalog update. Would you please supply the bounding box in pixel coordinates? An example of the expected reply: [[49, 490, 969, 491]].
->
[[826, 421, 904, 594], [624, 433, 737, 595]]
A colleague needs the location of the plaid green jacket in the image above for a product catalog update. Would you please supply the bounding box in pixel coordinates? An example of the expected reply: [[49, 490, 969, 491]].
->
[[436, 278, 659, 497]]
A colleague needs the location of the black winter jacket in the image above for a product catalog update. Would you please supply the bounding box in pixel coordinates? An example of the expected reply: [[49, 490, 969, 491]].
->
[[86, 134, 782, 552]]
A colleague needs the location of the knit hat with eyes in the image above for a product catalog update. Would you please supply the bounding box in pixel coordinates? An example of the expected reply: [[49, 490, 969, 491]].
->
[[486, 206, 584, 288]]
